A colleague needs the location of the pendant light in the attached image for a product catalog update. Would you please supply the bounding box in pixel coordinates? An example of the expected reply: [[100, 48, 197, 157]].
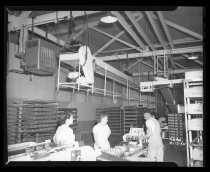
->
[[188, 52, 198, 60], [100, 11, 118, 23]]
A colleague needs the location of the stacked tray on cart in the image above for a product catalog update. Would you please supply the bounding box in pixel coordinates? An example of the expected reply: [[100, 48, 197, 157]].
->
[[7, 99, 22, 144], [19, 100, 59, 143], [96, 107, 123, 135]]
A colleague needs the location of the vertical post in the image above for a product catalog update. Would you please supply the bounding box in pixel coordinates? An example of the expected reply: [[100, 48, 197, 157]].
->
[[104, 66, 107, 96], [19, 26, 24, 53], [113, 80, 115, 99], [155, 92, 158, 113], [157, 56, 159, 76], [57, 56, 61, 92], [126, 79, 128, 100], [92, 83, 94, 94], [184, 81, 190, 167], [128, 86, 130, 102], [78, 62, 80, 92], [164, 54, 166, 78], [153, 54, 156, 76]]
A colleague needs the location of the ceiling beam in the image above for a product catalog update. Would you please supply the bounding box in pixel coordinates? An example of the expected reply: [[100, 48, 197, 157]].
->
[[125, 11, 155, 51], [145, 11, 167, 49], [165, 20, 203, 40], [145, 11, 168, 71], [50, 11, 143, 35], [90, 26, 141, 52], [153, 37, 202, 48], [111, 11, 146, 50], [124, 60, 140, 71], [132, 68, 202, 76], [93, 31, 124, 56], [157, 11, 174, 49], [151, 13, 203, 40], [99, 46, 203, 61], [138, 59, 154, 69], [28, 27, 66, 46], [174, 62, 187, 69], [8, 11, 101, 32]]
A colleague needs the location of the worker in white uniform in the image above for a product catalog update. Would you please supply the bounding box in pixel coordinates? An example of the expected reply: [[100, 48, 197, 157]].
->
[[139, 111, 164, 162], [92, 114, 111, 150], [53, 114, 75, 146]]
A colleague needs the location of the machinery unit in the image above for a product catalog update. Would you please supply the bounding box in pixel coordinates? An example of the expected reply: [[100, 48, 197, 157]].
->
[[25, 38, 57, 75]]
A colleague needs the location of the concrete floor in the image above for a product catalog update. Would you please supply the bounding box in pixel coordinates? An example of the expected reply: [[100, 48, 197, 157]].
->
[[163, 140, 187, 166]]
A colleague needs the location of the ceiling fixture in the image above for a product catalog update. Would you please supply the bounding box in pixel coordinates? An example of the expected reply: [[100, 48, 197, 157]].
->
[[188, 52, 199, 60], [188, 55, 199, 60], [100, 11, 118, 23]]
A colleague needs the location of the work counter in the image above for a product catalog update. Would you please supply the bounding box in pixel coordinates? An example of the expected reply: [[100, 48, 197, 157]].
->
[[7, 141, 154, 162]]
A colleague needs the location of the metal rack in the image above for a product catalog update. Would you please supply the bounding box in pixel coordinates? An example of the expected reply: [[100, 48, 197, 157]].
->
[[7, 98, 24, 144], [123, 106, 140, 134], [96, 107, 124, 135], [184, 71, 203, 167], [96, 106, 145, 135], [18, 100, 59, 143]]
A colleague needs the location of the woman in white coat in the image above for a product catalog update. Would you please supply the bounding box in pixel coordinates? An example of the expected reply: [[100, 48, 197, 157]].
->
[[53, 114, 75, 146], [92, 114, 111, 150]]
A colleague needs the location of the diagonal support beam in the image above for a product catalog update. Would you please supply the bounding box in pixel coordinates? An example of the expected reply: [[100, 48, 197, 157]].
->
[[124, 60, 140, 71], [157, 11, 174, 49], [165, 20, 203, 40], [138, 59, 154, 69], [174, 62, 186, 69], [151, 13, 203, 40], [111, 11, 146, 50], [145, 11, 167, 49], [125, 11, 155, 51], [93, 31, 124, 56], [90, 26, 141, 52], [145, 11, 167, 71]]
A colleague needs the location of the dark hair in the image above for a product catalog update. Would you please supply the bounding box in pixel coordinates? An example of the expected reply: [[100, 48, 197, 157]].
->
[[143, 110, 152, 115], [97, 114, 108, 123]]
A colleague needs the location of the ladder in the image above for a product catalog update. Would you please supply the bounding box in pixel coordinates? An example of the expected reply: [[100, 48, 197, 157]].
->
[[184, 71, 203, 167]]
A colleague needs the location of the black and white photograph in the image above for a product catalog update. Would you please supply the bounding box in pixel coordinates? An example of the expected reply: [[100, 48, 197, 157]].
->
[[4, 6, 204, 167]]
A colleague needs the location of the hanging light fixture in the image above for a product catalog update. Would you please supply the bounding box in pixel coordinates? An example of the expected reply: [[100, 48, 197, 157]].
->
[[188, 52, 199, 60], [100, 11, 118, 23], [188, 55, 199, 60]]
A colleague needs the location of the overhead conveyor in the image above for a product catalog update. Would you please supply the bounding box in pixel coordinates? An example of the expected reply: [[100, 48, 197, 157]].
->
[[57, 46, 140, 101]]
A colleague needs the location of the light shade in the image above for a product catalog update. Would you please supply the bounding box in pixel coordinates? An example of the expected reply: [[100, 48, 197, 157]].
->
[[100, 12, 117, 23], [188, 56, 199, 60]]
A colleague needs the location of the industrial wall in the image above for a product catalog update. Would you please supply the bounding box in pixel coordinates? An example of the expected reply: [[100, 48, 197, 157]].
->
[[6, 42, 141, 134]]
